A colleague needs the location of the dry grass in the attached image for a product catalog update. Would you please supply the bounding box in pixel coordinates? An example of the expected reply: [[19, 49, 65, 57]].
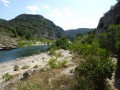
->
[[51, 74, 75, 90], [4, 69, 64, 90]]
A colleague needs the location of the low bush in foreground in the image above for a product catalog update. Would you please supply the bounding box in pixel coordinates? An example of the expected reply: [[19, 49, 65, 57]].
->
[[48, 58, 67, 69], [33, 65, 39, 68], [21, 65, 29, 69], [2, 73, 13, 82], [14, 65, 20, 71], [3, 73, 20, 82]]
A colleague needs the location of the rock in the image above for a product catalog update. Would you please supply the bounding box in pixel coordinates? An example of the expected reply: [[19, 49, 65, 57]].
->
[[22, 70, 35, 80], [0, 32, 18, 50], [96, 2, 120, 34]]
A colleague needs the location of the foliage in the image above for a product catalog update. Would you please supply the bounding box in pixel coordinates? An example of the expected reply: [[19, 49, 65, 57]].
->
[[55, 36, 69, 49], [21, 65, 30, 69], [0, 14, 65, 40], [57, 59, 67, 68], [14, 65, 20, 71], [48, 58, 57, 69], [71, 40, 115, 90], [48, 58, 67, 69], [33, 65, 39, 68], [40, 38, 55, 44], [65, 28, 92, 40], [18, 40, 33, 47], [2, 73, 13, 81], [49, 48, 56, 55]]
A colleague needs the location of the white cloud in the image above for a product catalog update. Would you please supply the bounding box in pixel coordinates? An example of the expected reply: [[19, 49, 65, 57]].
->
[[26, 5, 40, 14], [42, 4, 50, 10], [0, 0, 10, 7]]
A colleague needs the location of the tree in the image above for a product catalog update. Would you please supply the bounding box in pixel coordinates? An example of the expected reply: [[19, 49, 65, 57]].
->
[[74, 40, 114, 90], [55, 36, 69, 49]]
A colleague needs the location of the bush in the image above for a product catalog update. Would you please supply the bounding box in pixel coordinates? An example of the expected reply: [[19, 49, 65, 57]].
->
[[14, 65, 20, 71], [48, 58, 67, 69], [55, 36, 69, 49], [48, 58, 57, 69], [2, 73, 13, 81], [57, 60, 67, 68], [33, 65, 39, 68], [21, 65, 29, 69], [49, 48, 56, 55], [74, 40, 115, 90]]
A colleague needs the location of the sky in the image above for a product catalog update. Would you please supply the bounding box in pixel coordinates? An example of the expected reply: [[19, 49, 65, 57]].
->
[[0, 0, 117, 30]]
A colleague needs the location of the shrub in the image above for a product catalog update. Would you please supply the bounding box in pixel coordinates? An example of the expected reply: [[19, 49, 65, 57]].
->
[[48, 58, 57, 69], [55, 36, 69, 49], [2, 73, 13, 81], [14, 65, 20, 71], [48, 58, 67, 69], [74, 40, 115, 90], [57, 60, 67, 68], [55, 52, 62, 58], [21, 65, 29, 69], [33, 65, 39, 68], [49, 48, 56, 55]]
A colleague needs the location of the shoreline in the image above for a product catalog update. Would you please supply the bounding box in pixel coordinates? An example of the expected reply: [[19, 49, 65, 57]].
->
[[0, 49, 74, 88]]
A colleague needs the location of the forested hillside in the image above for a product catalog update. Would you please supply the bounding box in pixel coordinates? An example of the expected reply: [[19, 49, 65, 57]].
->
[[0, 14, 65, 40]]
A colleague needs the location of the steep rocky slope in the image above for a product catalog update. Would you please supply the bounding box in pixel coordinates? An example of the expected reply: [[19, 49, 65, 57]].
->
[[0, 32, 17, 50], [96, 1, 120, 33]]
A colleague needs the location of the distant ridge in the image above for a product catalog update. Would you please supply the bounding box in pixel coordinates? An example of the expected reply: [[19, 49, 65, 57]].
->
[[65, 28, 93, 39]]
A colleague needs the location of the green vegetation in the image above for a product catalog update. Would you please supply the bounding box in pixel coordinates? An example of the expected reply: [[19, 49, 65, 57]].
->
[[0, 14, 65, 41], [55, 36, 69, 50], [21, 65, 30, 69], [3, 73, 20, 82], [49, 48, 56, 55], [2, 73, 13, 82], [73, 40, 114, 90], [18, 40, 33, 47], [65, 28, 93, 40], [63, 30, 115, 89], [48, 58, 67, 69], [33, 65, 39, 69], [14, 65, 20, 71], [40, 38, 55, 45]]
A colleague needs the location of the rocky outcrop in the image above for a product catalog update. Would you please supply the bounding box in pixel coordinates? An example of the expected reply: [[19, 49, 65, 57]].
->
[[96, 2, 120, 34], [0, 32, 17, 50]]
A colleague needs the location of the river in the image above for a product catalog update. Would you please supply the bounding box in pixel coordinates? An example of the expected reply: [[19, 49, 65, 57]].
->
[[0, 45, 48, 63]]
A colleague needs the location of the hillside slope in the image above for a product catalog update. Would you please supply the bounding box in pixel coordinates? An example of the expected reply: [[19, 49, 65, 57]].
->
[[96, 1, 120, 33], [0, 14, 65, 40]]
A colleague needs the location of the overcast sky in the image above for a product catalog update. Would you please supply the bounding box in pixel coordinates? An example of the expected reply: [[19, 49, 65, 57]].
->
[[0, 0, 117, 30]]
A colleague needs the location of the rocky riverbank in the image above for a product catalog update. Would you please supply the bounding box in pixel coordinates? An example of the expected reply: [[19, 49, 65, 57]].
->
[[0, 49, 76, 89], [0, 32, 17, 50]]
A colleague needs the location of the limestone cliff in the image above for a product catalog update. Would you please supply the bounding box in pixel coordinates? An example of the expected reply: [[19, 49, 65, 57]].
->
[[0, 32, 17, 50], [96, 2, 120, 34]]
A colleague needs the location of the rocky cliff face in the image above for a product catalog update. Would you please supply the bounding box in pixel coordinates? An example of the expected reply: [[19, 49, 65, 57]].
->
[[96, 2, 120, 34], [0, 32, 17, 50]]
